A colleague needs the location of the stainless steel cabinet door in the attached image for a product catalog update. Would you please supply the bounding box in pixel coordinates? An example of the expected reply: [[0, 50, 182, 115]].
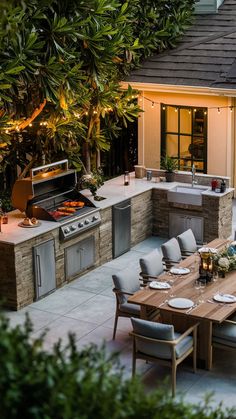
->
[[112, 199, 131, 258], [65, 236, 95, 280], [33, 239, 56, 300]]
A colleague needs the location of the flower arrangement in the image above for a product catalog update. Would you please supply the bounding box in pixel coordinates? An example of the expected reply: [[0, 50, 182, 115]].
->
[[213, 243, 236, 275], [79, 168, 104, 198]]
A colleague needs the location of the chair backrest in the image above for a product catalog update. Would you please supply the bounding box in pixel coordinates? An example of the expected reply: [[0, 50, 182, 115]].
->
[[131, 317, 175, 359], [161, 237, 182, 265], [112, 268, 140, 304], [177, 229, 197, 254], [139, 249, 164, 277]]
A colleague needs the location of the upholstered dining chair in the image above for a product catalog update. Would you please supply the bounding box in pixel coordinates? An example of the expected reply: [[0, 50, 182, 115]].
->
[[112, 267, 141, 340], [177, 229, 199, 257], [139, 248, 165, 284], [212, 314, 236, 356], [130, 318, 198, 397], [161, 237, 182, 269]]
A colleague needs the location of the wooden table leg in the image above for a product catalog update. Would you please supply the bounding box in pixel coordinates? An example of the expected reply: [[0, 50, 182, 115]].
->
[[140, 306, 160, 321]]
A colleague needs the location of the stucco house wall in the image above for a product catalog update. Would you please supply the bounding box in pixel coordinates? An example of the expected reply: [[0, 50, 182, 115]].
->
[[136, 89, 235, 180]]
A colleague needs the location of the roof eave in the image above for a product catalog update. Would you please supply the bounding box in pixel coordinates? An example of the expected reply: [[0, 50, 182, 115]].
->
[[120, 81, 236, 97]]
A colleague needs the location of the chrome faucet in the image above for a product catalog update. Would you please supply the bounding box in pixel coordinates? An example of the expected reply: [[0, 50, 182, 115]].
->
[[191, 164, 197, 187]]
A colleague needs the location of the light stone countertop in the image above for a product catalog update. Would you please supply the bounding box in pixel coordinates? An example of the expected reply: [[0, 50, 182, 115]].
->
[[0, 172, 234, 245]]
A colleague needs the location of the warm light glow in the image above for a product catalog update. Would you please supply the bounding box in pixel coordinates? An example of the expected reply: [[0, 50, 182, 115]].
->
[[218, 108, 221, 114], [151, 102, 154, 108]]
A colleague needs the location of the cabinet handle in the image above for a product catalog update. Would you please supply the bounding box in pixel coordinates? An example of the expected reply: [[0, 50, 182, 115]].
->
[[36, 254, 42, 287], [115, 205, 131, 211]]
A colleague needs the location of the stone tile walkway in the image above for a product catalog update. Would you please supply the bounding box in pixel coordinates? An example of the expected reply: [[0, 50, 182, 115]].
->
[[3, 211, 236, 408]]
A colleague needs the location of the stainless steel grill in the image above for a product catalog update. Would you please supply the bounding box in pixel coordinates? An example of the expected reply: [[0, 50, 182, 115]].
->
[[12, 159, 101, 239]]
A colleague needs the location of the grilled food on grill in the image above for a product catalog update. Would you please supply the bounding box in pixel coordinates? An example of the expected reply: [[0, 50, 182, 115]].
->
[[63, 201, 85, 207], [57, 207, 76, 213]]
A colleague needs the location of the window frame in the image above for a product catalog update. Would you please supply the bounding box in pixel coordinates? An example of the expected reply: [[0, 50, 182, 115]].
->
[[161, 104, 207, 173]]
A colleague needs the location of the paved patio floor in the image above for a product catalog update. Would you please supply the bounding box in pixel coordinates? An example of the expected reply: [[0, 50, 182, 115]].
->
[[3, 199, 236, 408]]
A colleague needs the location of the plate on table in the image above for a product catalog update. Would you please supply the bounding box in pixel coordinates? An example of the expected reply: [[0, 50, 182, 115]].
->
[[149, 281, 171, 290], [168, 298, 194, 309], [198, 247, 217, 254], [170, 267, 190, 275], [213, 294, 236, 303], [18, 221, 41, 228]]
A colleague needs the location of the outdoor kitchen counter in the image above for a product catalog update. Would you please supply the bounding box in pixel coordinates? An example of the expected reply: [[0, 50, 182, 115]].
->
[[0, 172, 234, 245]]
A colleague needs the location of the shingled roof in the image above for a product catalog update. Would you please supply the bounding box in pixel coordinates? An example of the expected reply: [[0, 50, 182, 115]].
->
[[127, 0, 236, 90]]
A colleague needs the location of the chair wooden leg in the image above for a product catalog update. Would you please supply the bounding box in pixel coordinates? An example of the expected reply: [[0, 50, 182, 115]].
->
[[132, 337, 136, 377], [112, 313, 118, 340], [193, 327, 197, 373], [171, 362, 177, 397]]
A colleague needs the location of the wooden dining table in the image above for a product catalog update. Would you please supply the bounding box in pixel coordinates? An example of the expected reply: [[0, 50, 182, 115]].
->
[[128, 238, 236, 370]]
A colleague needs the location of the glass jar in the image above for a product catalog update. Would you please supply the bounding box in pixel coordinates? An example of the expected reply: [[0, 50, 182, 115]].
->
[[2, 213, 8, 224]]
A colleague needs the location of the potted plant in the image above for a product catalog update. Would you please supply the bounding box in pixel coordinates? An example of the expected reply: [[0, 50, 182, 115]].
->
[[160, 155, 178, 182], [79, 168, 104, 200]]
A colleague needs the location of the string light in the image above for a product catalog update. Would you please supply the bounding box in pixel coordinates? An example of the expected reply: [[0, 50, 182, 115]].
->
[[218, 107, 221, 114], [175, 108, 178, 112], [138, 94, 236, 113]]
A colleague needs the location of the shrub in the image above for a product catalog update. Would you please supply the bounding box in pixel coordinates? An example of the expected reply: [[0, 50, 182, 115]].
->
[[0, 314, 235, 418]]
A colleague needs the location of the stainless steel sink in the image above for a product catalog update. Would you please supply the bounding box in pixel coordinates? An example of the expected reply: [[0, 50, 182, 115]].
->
[[167, 185, 209, 206]]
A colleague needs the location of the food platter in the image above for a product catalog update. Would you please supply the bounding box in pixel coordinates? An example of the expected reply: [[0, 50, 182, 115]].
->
[[18, 221, 41, 228]]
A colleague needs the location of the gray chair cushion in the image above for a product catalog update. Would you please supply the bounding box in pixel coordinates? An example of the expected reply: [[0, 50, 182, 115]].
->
[[113, 268, 140, 304], [212, 337, 236, 349], [140, 249, 164, 277], [213, 319, 236, 346], [131, 318, 193, 360], [161, 238, 182, 263], [120, 302, 140, 316], [177, 229, 197, 254]]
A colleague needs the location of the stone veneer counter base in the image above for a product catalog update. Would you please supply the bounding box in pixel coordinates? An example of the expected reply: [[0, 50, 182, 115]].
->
[[0, 173, 234, 310]]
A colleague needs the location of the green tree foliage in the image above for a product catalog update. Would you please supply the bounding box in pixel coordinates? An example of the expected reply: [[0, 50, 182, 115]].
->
[[0, 0, 195, 180], [0, 313, 235, 418]]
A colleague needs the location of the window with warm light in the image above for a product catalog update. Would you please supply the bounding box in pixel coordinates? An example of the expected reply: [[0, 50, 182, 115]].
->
[[161, 105, 207, 173]]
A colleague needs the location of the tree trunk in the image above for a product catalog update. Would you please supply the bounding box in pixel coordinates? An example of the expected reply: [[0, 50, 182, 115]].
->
[[83, 142, 91, 173]]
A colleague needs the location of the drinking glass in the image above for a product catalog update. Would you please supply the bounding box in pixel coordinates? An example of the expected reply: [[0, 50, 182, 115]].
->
[[194, 280, 201, 303], [213, 270, 219, 282], [199, 279, 206, 303]]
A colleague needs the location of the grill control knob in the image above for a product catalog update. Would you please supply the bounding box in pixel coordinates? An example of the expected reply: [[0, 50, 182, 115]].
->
[[78, 222, 84, 228], [92, 215, 99, 221], [70, 225, 76, 231], [84, 219, 90, 225], [64, 227, 70, 234]]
